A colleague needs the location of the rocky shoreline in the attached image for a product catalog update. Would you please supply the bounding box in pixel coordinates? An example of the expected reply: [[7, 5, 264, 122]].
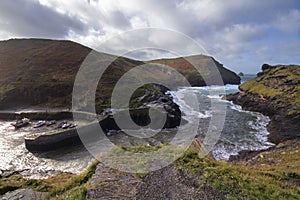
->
[[226, 90, 299, 144], [227, 64, 300, 161]]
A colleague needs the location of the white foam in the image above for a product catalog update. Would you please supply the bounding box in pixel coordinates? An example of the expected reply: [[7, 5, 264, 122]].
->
[[183, 84, 238, 91], [169, 85, 275, 160], [168, 90, 212, 123], [207, 95, 221, 99]]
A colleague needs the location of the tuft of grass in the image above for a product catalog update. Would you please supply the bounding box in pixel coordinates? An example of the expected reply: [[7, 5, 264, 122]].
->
[[44, 160, 98, 199], [0, 173, 73, 195], [0, 161, 98, 199]]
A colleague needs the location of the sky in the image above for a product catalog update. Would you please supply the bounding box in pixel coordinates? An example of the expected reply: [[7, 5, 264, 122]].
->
[[0, 0, 299, 73]]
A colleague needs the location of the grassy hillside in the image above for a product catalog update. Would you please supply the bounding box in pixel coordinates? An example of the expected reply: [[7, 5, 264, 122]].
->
[[239, 64, 300, 115], [149, 55, 240, 86], [0, 39, 143, 111], [227, 64, 300, 143], [0, 39, 240, 112]]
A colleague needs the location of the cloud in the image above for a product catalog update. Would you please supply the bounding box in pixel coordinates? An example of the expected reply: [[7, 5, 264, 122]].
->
[[0, 0, 86, 38], [0, 0, 299, 73], [274, 9, 300, 34]]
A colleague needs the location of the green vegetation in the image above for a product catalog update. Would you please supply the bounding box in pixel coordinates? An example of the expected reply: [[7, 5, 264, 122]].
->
[[0, 39, 240, 112], [240, 65, 300, 117], [0, 161, 98, 199], [101, 144, 184, 173], [177, 143, 300, 200], [1, 142, 299, 199], [0, 173, 73, 196], [44, 160, 98, 200], [239, 78, 282, 97], [148, 55, 241, 86], [240, 65, 300, 100], [0, 84, 15, 96]]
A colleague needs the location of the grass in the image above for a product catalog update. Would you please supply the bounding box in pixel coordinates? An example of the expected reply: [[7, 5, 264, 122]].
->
[[0, 173, 73, 195], [177, 144, 300, 200], [239, 78, 282, 98], [240, 65, 300, 101], [1, 142, 299, 199], [0, 161, 98, 199], [240, 65, 300, 118], [101, 144, 184, 174], [44, 160, 98, 199]]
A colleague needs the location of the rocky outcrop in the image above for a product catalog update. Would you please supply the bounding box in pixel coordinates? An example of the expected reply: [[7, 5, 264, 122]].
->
[[87, 163, 225, 200], [0, 188, 46, 200], [230, 139, 300, 168], [86, 163, 142, 199], [24, 84, 183, 152], [226, 64, 300, 144]]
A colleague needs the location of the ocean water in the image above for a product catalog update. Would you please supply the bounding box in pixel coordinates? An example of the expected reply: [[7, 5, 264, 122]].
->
[[0, 122, 94, 179], [0, 74, 274, 178], [169, 82, 274, 160]]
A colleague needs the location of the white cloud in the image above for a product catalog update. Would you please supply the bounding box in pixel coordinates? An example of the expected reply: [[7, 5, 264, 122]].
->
[[221, 24, 266, 43], [130, 16, 149, 29], [274, 9, 300, 33], [0, 0, 299, 73], [0, 0, 86, 38]]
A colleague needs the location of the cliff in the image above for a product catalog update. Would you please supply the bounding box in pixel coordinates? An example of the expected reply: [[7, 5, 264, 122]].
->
[[227, 64, 300, 144], [149, 55, 241, 86]]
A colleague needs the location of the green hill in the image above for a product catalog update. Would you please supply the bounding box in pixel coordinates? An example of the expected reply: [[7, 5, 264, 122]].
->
[[0, 39, 240, 112]]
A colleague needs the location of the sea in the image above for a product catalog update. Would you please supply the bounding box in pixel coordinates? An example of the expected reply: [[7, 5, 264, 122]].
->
[[0, 74, 275, 178], [169, 74, 274, 160]]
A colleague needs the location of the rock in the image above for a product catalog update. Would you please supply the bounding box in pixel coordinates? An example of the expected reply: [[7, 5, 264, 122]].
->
[[226, 64, 300, 144], [135, 165, 225, 200], [188, 138, 202, 152], [259, 154, 264, 158], [262, 63, 271, 71], [86, 163, 142, 199], [187, 138, 209, 157], [87, 163, 226, 200], [0, 189, 46, 200]]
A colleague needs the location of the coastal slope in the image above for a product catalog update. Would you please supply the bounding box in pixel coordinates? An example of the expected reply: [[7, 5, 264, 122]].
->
[[0, 39, 240, 111], [227, 64, 300, 143], [0, 38, 142, 111], [149, 55, 241, 86]]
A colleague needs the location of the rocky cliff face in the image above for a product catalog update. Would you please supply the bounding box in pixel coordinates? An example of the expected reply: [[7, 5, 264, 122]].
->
[[227, 64, 300, 144]]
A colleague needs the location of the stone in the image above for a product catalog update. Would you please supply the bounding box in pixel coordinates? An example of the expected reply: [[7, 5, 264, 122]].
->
[[0, 189, 46, 200]]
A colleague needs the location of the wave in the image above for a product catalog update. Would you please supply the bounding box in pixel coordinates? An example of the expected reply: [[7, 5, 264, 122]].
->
[[168, 85, 274, 160], [179, 84, 238, 91], [167, 90, 212, 123]]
